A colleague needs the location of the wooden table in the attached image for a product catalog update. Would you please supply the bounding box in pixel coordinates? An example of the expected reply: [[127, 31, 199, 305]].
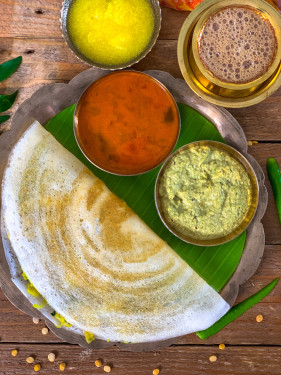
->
[[0, 2, 281, 374]]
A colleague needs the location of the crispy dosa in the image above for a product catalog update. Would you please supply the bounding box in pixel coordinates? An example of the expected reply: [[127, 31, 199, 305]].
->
[[1, 122, 229, 343]]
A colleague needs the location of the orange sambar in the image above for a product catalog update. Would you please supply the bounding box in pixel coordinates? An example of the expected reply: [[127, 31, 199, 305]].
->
[[74, 71, 180, 175]]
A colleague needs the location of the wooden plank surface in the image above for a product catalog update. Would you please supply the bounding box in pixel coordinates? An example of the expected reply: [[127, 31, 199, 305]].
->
[[1, 1, 281, 374], [1, 291, 281, 345], [0, 243, 280, 345], [1, 3, 187, 40], [1, 37, 281, 140], [1, 344, 281, 375]]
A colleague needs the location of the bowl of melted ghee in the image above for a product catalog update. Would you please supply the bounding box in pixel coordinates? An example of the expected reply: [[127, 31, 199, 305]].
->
[[61, 0, 161, 69]]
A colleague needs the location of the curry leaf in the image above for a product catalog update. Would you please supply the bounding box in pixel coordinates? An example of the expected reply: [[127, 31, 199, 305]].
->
[[0, 91, 18, 113], [0, 115, 10, 125], [0, 56, 22, 125], [0, 56, 22, 82]]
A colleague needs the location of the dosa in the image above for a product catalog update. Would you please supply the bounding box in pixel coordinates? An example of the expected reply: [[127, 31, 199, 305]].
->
[[1, 122, 229, 343]]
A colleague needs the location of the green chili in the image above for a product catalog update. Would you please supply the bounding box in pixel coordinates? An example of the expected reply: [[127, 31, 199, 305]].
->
[[196, 278, 278, 340], [267, 158, 281, 223]]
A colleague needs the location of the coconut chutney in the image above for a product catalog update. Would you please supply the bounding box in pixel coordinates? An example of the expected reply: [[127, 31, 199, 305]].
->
[[159, 144, 252, 240]]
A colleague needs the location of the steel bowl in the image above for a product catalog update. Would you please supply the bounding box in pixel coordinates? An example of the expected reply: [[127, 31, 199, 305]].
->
[[61, 0, 161, 70], [73, 70, 181, 176], [155, 140, 259, 246]]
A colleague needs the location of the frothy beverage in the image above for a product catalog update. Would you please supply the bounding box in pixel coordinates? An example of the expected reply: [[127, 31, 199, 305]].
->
[[198, 6, 278, 84]]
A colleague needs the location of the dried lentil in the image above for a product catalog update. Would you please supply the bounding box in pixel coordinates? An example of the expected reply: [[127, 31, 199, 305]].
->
[[104, 365, 112, 373], [11, 349, 18, 357], [209, 355, 217, 362], [95, 359, 102, 367], [59, 362, 66, 371], [48, 353, 56, 362], [256, 314, 264, 322], [41, 327, 49, 335], [34, 364, 41, 372]]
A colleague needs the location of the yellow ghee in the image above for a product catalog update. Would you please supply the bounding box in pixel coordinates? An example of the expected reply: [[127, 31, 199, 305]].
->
[[67, 0, 155, 66]]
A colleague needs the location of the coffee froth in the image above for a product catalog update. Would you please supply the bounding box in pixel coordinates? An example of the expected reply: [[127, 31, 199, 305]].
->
[[198, 6, 277, 84]]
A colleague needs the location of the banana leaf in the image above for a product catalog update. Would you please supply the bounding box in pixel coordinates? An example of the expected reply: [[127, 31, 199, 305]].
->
[[45, 102, 246, 292]]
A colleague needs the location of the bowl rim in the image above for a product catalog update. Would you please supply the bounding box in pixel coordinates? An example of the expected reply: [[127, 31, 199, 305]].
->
[[60, 0, 162, 70], [177, 0, 281, 108], [73, 70, 181, 176], [191, 0, 281, 91], [154, 140, 259, 247]]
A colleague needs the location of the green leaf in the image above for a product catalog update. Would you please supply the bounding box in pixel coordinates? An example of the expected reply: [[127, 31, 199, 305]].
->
[[0, 115, 10, 125], [45, 102, 246, 292], [196, 278, 279, 339], [0, 91, 18, 113], [0, 56, 22, 82]]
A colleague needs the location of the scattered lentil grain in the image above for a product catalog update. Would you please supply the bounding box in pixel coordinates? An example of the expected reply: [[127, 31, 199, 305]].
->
[[26, 356, 35, 364], [33, 317, 40, 324], [95, 359, 102, 367], [48, 353, 56, 362], [34, 364, 41, 372], [256, 314, 264, 323], [247, 141, 258, 146], [209, 355, 217, 362], [41, 327, 49, 335], [11, 349, 18, 357], [104, 365, 111, 373], [219, 344, 225, 350], [59, 362, 66, 371], [153, 369, 160, 375]]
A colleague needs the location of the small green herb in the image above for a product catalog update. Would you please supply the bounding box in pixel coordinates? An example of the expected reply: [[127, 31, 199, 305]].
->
[[0, 56, 22, 82], [0, 115, 10, 125], [51, 310, 56, 316], [196, 278, 278, 340], [0, 91, 18, 112], [0, 56, 22, 126], [267, 158, 281, 223]]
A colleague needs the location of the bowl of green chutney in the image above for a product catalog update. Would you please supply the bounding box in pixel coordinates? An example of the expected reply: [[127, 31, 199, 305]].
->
[[61, 0, 161, 70], [155, 141, 259, 247]]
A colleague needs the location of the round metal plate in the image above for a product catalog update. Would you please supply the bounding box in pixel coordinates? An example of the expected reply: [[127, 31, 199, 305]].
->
[[0, 68, 268, 351]]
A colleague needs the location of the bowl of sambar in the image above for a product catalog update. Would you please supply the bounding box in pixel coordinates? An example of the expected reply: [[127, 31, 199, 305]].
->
[[74, 71, 181, 176]]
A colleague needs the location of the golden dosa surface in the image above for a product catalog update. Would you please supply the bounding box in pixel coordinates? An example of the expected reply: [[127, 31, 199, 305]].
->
[[2, 122, 229, 343]]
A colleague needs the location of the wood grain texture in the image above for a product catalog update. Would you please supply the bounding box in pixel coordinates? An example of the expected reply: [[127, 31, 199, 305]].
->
[[1, 2, 281, 374], [1, 296, 280, 346], [1, 344, 281, 375], [0, 245, 280, 345], [0, 2, 186, 40], [1, 38, 281, 139]]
